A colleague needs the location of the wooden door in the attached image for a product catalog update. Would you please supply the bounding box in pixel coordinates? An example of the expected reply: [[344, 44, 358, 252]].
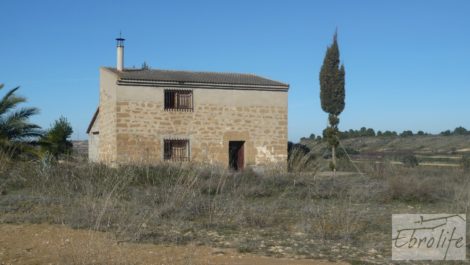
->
[[237, 143, 244, 170]]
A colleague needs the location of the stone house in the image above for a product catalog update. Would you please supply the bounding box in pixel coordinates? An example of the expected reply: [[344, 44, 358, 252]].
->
[[87, 38, 289, 170]]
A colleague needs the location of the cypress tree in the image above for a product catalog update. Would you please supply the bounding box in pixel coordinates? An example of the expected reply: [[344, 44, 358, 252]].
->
[[319, 31, 346, 175]]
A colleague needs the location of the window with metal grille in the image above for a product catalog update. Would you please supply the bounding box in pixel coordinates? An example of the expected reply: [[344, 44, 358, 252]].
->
[[164, 90, 193, 111], [164, 139, 190, 161]]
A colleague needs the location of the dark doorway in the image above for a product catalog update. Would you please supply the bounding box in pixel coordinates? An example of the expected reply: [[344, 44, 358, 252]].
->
[[229, 141, 245, 171]]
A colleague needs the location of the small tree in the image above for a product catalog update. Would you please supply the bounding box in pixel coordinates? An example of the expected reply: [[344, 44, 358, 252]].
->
[[400, 130, 414, 137], [454, 126, 468, 135], [319, 31, 346, 175], [40, 116, 73, 159], [383, 130, 398, 137], [440, 130, 452, 136], [366, 128, 376, 137]]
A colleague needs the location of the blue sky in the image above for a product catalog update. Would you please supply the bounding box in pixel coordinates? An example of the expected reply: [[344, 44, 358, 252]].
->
[[1, 0, 469, 141]]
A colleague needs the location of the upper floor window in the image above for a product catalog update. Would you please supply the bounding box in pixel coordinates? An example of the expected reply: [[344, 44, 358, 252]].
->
[[164, 89, 193, 111]]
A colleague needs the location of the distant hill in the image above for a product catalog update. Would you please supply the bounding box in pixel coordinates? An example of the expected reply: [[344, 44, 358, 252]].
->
[[72, 140, 88, 156], [301, 135, 470, 155], [300, 135, 470, 168]]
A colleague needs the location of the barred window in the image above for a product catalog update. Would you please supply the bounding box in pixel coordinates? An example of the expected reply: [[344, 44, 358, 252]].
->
[[164, 139, 190, 161], [164, 90, 193, 111]]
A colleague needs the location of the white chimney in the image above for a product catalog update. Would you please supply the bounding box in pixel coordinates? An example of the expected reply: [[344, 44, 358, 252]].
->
[[116, 36, 125, 71]]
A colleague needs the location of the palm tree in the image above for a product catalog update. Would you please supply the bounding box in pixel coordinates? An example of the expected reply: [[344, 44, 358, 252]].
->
[[0, 84, 42, 156]]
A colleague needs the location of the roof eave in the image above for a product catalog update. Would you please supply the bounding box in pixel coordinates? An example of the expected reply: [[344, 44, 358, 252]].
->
[[116, 79, 289, 92], [86, 108, 99, 134]]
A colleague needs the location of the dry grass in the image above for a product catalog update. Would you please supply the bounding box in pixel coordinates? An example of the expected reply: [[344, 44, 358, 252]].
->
[[1, 152, 469, 263], [287, 147, 318, 173]]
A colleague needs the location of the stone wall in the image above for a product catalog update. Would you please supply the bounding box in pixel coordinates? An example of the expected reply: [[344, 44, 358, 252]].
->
[[95, 68, 288, 169], [88, 113, 99, 162], [115, 87, 287, 168], [97, 68, 118, 163]]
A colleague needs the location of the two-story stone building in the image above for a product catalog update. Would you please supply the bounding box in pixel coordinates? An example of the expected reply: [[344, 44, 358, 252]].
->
[[87, 38, 289, 170]]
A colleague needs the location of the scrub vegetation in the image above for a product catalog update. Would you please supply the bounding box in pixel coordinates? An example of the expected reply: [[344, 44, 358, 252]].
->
[[1, 145, 470, 264]]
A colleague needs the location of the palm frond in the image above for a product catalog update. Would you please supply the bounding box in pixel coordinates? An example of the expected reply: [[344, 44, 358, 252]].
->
[[0, 93, 27, 115], [3, 107, 40, 123], [0, 84, 41, 158], [0, 122, 42, 141]]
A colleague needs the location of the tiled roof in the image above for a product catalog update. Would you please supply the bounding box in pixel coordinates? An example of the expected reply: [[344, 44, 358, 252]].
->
[[105, 68, 289, 89]]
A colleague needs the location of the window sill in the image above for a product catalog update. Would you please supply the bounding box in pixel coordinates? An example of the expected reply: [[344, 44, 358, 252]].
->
[[163, 108, 194, 112]]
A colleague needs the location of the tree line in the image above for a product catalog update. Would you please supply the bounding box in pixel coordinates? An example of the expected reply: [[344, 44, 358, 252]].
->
[[302, 126, 470, 141]]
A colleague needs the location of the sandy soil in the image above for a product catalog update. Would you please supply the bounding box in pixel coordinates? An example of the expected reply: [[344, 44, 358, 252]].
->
[[0, 224, 349, 265]]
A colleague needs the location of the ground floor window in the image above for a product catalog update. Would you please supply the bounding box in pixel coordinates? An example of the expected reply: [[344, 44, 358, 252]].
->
[[164, 139, 190, 161]]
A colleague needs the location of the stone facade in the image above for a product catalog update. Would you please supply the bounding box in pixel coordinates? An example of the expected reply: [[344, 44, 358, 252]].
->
[[88, 67, 289, 169], [87, 109, 99, 161]]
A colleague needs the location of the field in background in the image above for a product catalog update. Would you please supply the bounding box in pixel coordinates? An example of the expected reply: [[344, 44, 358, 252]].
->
[[301, 135, 470, 170]]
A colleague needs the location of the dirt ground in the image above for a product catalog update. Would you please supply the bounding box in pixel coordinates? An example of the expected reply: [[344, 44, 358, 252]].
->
[[0, 224, 349, 265]]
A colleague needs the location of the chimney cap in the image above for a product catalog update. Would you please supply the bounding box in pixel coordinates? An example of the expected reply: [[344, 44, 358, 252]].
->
[[116, 32, 125, 46]]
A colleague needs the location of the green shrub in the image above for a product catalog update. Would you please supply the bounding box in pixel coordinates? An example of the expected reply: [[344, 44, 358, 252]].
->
[[401, 154, 419, 167], [287, 144, 317, 172]]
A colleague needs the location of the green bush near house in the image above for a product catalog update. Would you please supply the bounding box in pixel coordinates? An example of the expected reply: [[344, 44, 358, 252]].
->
[[39, 116, 74, 159]]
